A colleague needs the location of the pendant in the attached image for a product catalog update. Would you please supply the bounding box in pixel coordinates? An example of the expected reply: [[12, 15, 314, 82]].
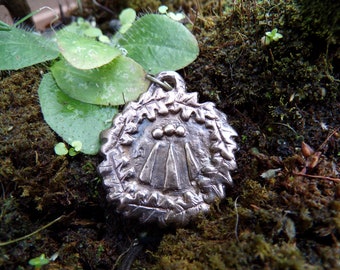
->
[[98, 71, 237, 227]]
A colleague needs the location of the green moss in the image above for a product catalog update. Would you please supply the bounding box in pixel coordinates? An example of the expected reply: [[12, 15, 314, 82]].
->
[[152, 228, 317, 269], [187, 0, 338, 114], [149, 165, 339, 268], [126, 0, 161, 11], [297, 0, 340, 44], [0, 66, 107, 268]]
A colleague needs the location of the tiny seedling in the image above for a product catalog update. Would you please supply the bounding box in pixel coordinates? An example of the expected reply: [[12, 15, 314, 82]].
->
[[69, 140, 83, 156], [28, 254, 50, 270], [54, 142, 68, 155], [261, 28, 283, 46], [158, 5, 186, 21], [118, 8, 136, 33], [54, 141, 82, 156]]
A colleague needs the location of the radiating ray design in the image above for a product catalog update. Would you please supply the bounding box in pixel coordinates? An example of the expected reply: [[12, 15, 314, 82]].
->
[[184, 142, 200, 180], [139, 141, 196, 191], [139, 142, 160, 185], [164, 143, 180, 190]]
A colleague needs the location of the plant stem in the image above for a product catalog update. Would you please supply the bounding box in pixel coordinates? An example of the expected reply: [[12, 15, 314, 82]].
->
[[0, 215, 65, 246]]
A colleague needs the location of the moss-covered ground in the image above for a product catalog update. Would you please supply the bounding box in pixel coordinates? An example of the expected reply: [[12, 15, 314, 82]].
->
[[0, 0, 339, 269]]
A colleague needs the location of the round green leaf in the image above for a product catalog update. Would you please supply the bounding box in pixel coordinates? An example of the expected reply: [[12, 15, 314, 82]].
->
[[71, 140, 83, 152], [54, 142, 68, 156], [51, 56, 150, 106], [99, 35, 111, 44], [118, 14, 199, 74], [84, 27, 102, 38], [0, 27, 59, 70], [38, 73, 118, 155], [158, 5, 168, 14], [68, 147, 79, 157], [119, 8, 136, 26], [56, 29, 121, 69], [167, 12, 186, 21], [28, 254, 50, 267]]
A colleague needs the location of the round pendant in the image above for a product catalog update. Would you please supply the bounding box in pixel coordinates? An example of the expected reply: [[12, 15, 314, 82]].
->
[[98, 71, 237, 226]]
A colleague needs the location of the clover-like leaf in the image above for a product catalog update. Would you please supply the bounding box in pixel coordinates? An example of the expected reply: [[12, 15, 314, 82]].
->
[[71, 140, 83, 152], [54, 142, 68, 156], [56, 29, 121, 69], [0, 25, 59, 70], [51, 55, 150, 106], [119, 8, 136, 26], [118, 14, 199, 74], [38, 73, 118, 154]]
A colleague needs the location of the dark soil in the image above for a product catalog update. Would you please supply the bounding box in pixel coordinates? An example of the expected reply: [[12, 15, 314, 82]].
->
[[1, 0, 339, 269]]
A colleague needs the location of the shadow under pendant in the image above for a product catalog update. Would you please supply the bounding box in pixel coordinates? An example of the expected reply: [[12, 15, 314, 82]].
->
[[98, 71, 237, 227]]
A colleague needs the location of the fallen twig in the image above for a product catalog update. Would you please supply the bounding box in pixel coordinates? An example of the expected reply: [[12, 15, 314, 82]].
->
[[293, 172, 340, 183]]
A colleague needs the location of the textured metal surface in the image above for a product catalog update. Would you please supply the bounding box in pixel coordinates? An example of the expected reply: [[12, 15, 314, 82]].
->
[[98, 71, 237, 226]]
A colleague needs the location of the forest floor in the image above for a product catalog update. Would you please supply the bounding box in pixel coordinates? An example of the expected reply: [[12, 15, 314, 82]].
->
[[0, 0, 339, 269]]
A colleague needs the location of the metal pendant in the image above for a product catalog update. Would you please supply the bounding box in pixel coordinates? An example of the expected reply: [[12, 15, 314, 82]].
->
[[98, 71, 237, 227]]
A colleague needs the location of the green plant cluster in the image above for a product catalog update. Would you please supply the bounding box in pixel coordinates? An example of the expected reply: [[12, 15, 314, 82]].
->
[[261, 28, 283, 46], [54, 141, 82, 156], [0, 8, 199, 154]]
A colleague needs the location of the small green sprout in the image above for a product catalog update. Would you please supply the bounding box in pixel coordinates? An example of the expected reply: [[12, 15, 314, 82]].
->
[[119, 8, 136, 33], [64, 17, 112, 45], [54, 142, 68, 155], [69, 140, 83, 156], [261, 28, 283, 46], [28, 254, 50, 270], [158, 5, 186, 21], [84, 26, 102, 38], [158, 5, 168, 14], [98, 35, 111, 44], [54, 141, 82, 156]]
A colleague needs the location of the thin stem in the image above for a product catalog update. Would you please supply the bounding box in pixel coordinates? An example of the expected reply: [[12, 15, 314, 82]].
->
[[0, 215, 65, 246], [293, 172, 340, 183], [13, 6, 59, 29]]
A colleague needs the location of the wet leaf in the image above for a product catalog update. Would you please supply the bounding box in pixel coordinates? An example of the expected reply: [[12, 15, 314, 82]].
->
[[56, 29, 121, 69], [38, 73, 118, 155], [0, 26, 59, 70], [118, 14, 199, 74], [51, 56, 150, 106]]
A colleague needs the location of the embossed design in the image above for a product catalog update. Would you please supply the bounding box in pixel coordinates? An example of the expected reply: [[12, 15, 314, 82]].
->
[[98, 71, 237, 226]]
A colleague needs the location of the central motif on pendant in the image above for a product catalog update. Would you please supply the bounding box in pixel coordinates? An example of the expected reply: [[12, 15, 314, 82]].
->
[[98, 71, 237, 226]]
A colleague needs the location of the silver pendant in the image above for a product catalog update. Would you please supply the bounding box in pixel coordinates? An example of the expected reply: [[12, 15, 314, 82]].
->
[[98, 71, 237, 226]]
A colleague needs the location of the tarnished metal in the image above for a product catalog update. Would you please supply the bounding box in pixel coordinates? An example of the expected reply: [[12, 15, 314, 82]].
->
[[98, 71, 237, 226]]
